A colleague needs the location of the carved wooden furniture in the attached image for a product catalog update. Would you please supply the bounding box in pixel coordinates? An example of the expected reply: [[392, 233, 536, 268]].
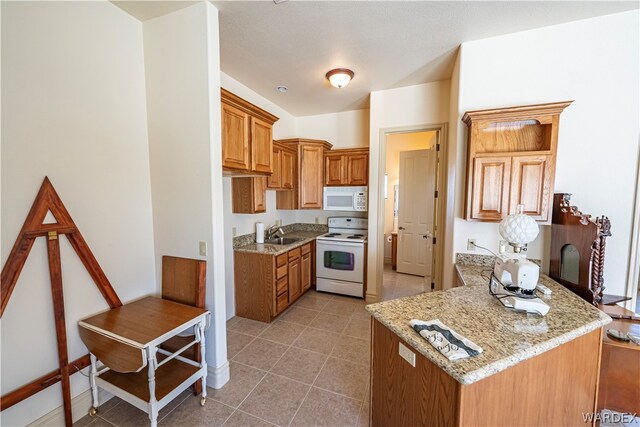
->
[[221, 88, 278, 175], [549, 193, 617, 306], [78, 297, 209, 427], [0, 177, 122, 427], [549, 193, 638, 415], [324, 147, 369, 186], [276, 138, 333, 210], [234, 242, 314, 322], [462, 101, 572, 223], [160, 256, 206, 395], [598, 305, 640, 415]]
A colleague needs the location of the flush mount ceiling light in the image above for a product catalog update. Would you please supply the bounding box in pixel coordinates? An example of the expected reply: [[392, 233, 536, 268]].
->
[[325, 68, 354, 89], [275, 85, 288, 93]]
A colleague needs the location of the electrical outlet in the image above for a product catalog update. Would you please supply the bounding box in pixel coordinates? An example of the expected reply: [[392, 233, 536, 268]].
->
[[275, 219, 282, 226], [315, 217, 319, 224], [199, 241, 207, 256], [398, 343, 416, 367], [232, 227, 237, 237], [467, 239, 476, 251]]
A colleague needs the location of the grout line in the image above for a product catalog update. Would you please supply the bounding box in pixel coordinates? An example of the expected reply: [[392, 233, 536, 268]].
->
[[286, 345, 331, 427], [216, 404, 236, 427], [311, 383, 367, 402], [156, 390, 193, 423], [229, 408, 280, 426], [94, 415, 118, 426]]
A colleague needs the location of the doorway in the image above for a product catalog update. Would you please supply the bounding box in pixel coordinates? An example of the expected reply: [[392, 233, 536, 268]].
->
[[382, 130, 440, 299]]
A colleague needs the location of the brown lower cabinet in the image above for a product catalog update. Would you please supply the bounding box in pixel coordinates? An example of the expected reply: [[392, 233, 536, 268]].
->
[[234, 242, 313, 323], [371, 319, 601, 426]]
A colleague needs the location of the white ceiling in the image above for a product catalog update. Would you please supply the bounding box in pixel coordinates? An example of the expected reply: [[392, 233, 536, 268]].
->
[[114, 1, 638, 116]]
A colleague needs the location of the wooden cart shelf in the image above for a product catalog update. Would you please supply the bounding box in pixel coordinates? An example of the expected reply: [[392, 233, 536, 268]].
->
[[99, 356, 200, 402], [79, 297, 210, 427]]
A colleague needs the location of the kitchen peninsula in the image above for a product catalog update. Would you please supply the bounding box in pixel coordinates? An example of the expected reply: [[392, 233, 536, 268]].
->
[[366, 261, 611, 426]]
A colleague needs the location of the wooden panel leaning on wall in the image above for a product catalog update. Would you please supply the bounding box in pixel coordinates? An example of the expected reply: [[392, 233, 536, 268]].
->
[[160, 256, 206, 395]]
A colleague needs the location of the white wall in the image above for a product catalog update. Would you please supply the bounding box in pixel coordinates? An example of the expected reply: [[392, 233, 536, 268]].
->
[[452, 11, 640, 297], [143, 2, 229, 387], [368, 81, 451, 301], [297, 109, 370, 149], [0, 2, 156, 424]]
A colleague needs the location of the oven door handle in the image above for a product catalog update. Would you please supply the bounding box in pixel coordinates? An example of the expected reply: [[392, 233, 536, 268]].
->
[[316, 240, 364, 248]]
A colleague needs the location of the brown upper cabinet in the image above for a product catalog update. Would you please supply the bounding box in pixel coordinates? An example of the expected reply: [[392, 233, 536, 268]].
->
[[267, 141, 296, 190], [324, 148, 369, 186], [221, 88, 278, 176], [462, 101, 572, 223], [231, 177, 267, 214], [276, 138, 333, 210]]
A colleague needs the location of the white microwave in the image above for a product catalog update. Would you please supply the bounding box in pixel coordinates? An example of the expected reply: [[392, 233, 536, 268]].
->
[[323, 186, 368, 211]]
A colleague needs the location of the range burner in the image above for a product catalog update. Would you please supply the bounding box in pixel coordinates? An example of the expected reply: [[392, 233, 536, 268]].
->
[[325, 233, 342, 237], [348, 234, 365, 239]]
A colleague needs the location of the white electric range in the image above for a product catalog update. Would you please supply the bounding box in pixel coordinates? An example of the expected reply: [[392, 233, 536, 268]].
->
[[316, 217, 368, 298]]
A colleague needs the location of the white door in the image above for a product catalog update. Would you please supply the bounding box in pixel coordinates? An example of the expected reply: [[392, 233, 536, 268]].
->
[[397, 149, 437, 283]]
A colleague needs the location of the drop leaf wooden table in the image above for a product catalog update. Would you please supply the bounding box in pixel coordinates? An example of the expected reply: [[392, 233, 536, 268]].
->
[[78, 296, 210, 427]]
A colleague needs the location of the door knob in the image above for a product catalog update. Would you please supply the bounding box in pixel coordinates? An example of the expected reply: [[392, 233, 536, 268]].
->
[[399, 227, 405, 230], [423, 232, 432, 239]]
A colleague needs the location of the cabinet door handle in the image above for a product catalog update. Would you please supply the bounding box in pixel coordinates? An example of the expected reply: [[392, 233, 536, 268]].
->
[[399, 227, 405, 230]]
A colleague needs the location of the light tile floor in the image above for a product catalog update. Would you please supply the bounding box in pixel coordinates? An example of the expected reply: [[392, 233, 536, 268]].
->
[[75, 291, 373, 427], [74, 269, 427, 427], [382, 264, 428, 300]]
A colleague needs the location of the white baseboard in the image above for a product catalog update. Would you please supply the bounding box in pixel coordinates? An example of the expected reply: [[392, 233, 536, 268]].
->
[[28, 389, 114, 427], [207, 361, 230, 389]]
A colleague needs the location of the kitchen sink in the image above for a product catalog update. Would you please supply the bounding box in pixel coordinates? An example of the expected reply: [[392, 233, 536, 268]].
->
[[264, 237, 303, 245]]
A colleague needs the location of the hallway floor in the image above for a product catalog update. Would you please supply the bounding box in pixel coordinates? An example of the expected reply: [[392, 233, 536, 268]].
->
[[75, 272, 426, 427]]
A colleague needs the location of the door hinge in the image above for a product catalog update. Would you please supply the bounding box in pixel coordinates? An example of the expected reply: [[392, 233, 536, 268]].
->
[[436, 143, 440, 151], [434, 190, 438, 198], [432, 237, 437, 245], [431, 282, 435, 290]]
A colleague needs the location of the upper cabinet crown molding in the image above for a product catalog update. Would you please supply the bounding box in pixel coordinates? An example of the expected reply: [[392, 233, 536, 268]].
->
[[463, 100, 573, 224], [462, 101, 574, 125], [275, 138, 333, 210], [221, 88, 279, 124]]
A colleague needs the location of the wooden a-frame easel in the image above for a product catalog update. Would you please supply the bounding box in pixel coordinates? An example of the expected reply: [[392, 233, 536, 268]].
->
[[1, 177, 122, 426]]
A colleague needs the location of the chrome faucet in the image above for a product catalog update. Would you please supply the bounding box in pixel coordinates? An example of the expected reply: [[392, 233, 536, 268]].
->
[[265, 224, 285, 240]]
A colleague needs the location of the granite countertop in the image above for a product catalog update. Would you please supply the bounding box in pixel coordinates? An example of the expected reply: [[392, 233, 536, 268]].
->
[[366, 260, 611, 385], [234, 231, 325, 256]]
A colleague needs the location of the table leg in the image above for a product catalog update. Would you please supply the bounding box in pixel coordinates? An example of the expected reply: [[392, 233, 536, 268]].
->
[[199, 318, 208, 406], [147, 346, 158, 427], [89, 353, 99, 416]]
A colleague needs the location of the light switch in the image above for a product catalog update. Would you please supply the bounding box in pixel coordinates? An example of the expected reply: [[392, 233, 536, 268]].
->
[[232, 227, 237, 237], [199, 241, 207, 256], [399, 342, 416, 367]]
